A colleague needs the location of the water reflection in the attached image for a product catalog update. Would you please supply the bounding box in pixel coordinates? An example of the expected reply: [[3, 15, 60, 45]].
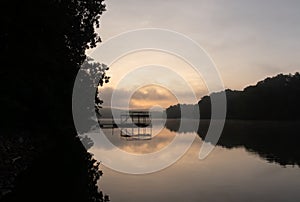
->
[[95, 120, 300, 202], [86, 119, 196, 173], [87, 119, 300, 167], [165, 119, 300, 167], [102, 119, 173, 154]]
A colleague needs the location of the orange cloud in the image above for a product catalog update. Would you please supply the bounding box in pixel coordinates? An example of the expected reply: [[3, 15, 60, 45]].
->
[[129, 85, 178, 109]]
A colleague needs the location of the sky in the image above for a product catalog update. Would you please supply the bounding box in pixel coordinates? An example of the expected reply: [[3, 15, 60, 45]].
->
[[88, 0, 300, 109]]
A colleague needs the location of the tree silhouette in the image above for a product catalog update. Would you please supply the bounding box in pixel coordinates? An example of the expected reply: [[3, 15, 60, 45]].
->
[[166, 72, 300, 120], [73, 57, 110, 134], [165, 73, 300, 167], [1, 0, 106, 132], [0, 1, 110, 201], [165, 119, 300, 166]]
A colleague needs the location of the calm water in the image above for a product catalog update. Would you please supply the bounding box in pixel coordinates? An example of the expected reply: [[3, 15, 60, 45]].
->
[[87, 120, 300, 202]]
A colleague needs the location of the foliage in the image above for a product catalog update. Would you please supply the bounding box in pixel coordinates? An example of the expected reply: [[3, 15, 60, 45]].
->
[[73, 58, 109, 133], [0, 0, 107, 132], [166, 73, 300, 120], [0, 1, 109, 201]]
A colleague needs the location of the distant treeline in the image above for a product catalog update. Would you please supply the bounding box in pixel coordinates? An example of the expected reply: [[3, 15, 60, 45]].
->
[[166, 72, 300, 120]]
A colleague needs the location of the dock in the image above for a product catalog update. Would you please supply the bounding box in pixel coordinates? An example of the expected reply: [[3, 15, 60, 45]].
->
[[98, 110, 152, 140]]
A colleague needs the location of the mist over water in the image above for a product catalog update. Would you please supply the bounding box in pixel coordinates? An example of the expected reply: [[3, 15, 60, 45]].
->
[[91, 119, 300, 202]]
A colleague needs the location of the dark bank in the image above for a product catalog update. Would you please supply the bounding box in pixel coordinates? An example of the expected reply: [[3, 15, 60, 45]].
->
[[0, 1, 109, 201]]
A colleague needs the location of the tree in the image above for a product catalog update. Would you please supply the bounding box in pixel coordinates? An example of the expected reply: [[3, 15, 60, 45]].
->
[[0, 0, 107, 133], [166, 72, 300, 120], [0, 1, 109, 201]]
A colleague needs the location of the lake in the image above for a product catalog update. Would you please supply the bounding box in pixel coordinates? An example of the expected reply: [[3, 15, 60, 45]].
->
[[87, 119, 300, 202]]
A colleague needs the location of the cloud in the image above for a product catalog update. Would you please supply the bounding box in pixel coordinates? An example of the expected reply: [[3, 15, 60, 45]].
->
[[131, 87, 171, 101], [98, 85, 191, 109], [95, 0, 300, 91]]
